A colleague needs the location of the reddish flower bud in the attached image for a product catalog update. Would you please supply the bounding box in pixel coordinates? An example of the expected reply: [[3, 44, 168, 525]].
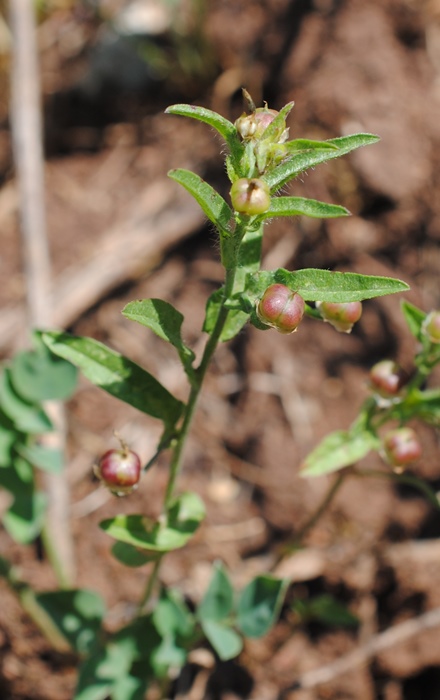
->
[[230, 178, 271, 215], [95, 447, 141, 496], [316, 301, 362, 333], [257, 284, 305, 334], [383, 427, 422, 468], [422, 310, 440, 344], [369, 360, 408, 398]]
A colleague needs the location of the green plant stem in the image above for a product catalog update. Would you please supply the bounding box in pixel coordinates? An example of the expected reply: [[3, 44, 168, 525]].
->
[[163, 265, 237, 509], [294, 472, 346, 543], [140, 264, 239, 612], [41, 522, 72, 589], [138, 557, 162, 613]]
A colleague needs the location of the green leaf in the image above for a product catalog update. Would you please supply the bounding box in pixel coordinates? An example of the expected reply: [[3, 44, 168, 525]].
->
[[10, 342, 77, 402], [284, 138, 339, 152], [36, 590, 106, 655], [400, 388, 440, 426], [152, 589, 194, 639], [0, 455, 34, 493], [168, 169, 233, 235], [4, 491, 47, 543], [0, 369, 53, 434], [100, 491, 205, 553], [293, 594, 359, 628], [401, 300, 426, 342], [198, 561, 234, 622], [237, 575, 289, 638], [0, 423, 16, 467], [263, 196, 349, 219], [165, 104, 243, 166], [75, 638, 138, 700], [111, 672, 148, 700], [122, 299, 195, 375], [111, 542, 156, 568], [201, 619, 243, 661], [301, 429, 380, 477], [150, 636, 187, 675], [203, 288, 250, 342], [16, 443, 63, 474], [242, 268, 409, 305], [259, 101, 294, 144], [266, 133, 380, 191], [41, 331, 184, 427]]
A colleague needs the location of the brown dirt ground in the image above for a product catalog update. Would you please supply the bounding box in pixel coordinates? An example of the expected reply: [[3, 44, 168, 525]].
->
[[2, 0, 440, 698]]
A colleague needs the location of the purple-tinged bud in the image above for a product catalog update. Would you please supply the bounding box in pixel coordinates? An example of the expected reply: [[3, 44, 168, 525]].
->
[[95, 447, 141, 496], [316, 301, 362, 333], [257, 284, 305, 334], [422, 310, 440, 344], [383, 427, 422, 468], [230, 178, 271, 216], [369, 360, 408, 398], [235, 107, 281, 141]]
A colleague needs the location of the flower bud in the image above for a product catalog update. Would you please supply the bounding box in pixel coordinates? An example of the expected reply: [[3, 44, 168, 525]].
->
[[235, 107, 281, 141], [257, 284, 305, 334], [95, 447, 141, 496], [422, 310, 440, 344], [383, 427, 422, 468], [369, 360, 408, 398], [316, 301, 362, 333], [230, 178, 271, 216]]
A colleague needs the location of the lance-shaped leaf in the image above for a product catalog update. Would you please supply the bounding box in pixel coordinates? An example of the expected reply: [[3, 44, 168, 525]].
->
[[284, 138, 339, 152], [165, 103, 243, 166], [301, 429, 380, 477], [201, 620, 243, 661], [265, 133, 380, 191], [259, 101, 294, 144], [198, 562, 234, 622], [41, 331, 184, 427], [122, 299, 195, 378], [0, 368, 53, 434], [262, 196, 349, 219], [168, 169, 233, 236], [242, 268, 409, 306]]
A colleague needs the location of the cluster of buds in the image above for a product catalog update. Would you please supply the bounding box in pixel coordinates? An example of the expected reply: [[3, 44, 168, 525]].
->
[[316, 301, 362, 334], [234, 91, 293, 175], [256, 283, 305, 334], [382, 427, 422, 471], [94, 442, 142, 496]]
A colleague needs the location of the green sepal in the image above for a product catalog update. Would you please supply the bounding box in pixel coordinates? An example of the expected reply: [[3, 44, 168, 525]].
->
[[301, 429, 380, 477], [122, 299, 196, 382], [41, 331, 184, 428], [240, 268, 409, 307], [265, 133, 380, 191], [168, 168, 234, 236], [100, 491, 205, 553], [237, 575, 289, 638], [262, 196, 350, 219]]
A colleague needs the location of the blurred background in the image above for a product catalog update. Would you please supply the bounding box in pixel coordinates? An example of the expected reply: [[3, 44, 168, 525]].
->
[[2, 1, 440, 699]]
